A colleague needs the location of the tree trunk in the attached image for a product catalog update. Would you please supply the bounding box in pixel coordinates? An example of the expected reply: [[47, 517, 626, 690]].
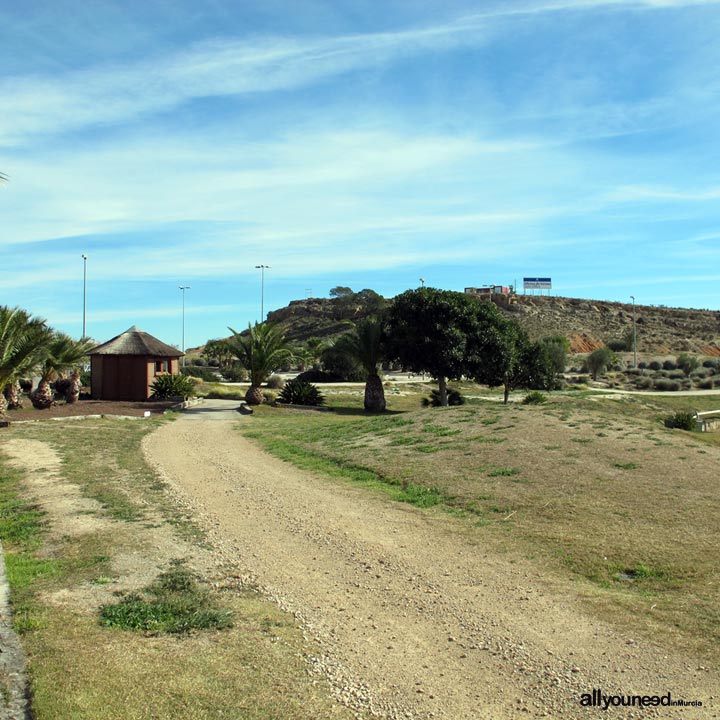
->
[[245, 385, 264, 405], [65, 369, 81, 404], [31, 380, 55, 409], [0, 391, 7, 417], [438, 376, 449, 407], [503, 382, 510, 405], [364, 373, 386, 413], [3, 381, 23, 409]]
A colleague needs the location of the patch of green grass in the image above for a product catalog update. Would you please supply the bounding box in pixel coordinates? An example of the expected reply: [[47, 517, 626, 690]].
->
[[613, 462, 639, 470], [4, 552, 59, 590], [100, 561, 233, 635], [422, 425, 461, 437]]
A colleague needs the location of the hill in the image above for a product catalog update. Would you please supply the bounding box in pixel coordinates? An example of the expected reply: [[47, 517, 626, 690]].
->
[[266, 294, 720, 356], [188, 293, 720, 357]]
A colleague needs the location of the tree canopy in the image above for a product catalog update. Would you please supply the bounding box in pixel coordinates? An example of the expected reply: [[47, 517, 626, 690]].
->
[[384, 288, 507, 405]]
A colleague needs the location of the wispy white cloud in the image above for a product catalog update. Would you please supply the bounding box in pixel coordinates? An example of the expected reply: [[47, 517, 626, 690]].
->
[[3, 0, 718, 146]]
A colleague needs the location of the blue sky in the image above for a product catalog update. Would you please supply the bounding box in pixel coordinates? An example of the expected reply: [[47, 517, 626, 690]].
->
[[2, 0, 720, 349]]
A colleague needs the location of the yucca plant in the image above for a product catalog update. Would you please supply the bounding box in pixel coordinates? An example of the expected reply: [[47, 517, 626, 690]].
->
[[150, 373, 196, 399], [332, 316, 386, 412], [277, 379, 324, 406], [0, 306, 51, 415], [31, 333, 94, 409], [226, 322, 295, 405]]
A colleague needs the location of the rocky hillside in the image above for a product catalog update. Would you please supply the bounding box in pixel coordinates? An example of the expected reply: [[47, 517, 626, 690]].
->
[[189, 293, 720, 357], [267, 294, 720, 356]]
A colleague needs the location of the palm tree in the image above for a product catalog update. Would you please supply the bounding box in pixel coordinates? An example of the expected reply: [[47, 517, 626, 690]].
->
[[226, 322, 294, 405], [0, 306, 50, 415], [333, 316, 386, 412], [31, 333, 94, 409]]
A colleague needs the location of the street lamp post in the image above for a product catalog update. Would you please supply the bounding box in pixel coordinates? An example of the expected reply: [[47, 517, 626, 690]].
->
[[420, 278, 425, 288], [255, 265, 270, 321], [81, 254, 88, 338], [179, 285, 191, 366], [630, 295, 637, 368]]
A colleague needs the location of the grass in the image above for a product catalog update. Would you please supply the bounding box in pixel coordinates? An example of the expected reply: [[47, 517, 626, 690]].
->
[[0, 417, 363, 720], [100, 561, 233, 635], [241, 390, 720, 661]]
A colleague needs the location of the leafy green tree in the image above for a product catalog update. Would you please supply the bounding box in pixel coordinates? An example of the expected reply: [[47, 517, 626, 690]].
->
[[226, 322, 295, 405], [586, 346, 617, 380], [0, 306, 50, 414], [384, 288, 506, 406], [538, 335, 568, 376], [333, 316, 386, 412]]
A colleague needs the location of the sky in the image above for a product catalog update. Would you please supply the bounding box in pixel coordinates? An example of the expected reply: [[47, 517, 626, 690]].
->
[[2, 0, 720, 350]]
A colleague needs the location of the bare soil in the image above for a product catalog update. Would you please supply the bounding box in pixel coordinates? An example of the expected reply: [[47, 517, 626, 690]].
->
[[143, 405, 718, 720]]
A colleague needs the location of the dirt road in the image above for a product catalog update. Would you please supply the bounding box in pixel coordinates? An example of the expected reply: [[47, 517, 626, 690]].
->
[[143, 401, 716, 719]]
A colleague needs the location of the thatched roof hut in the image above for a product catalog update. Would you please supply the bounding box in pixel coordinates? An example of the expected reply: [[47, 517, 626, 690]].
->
[[89, 326, 183, 401]]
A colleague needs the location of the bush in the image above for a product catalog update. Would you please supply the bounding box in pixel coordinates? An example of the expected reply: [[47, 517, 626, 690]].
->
[[698, 378, 715, 390], [586, 346, 617, 379], [150, 373, 196, 399], [634, 376, 653, 389], [180, 366, 220, 382], [421, 389, 465, 407], [223, 365, 248, 382], [662, 359, 677, 371], [265, 374, 285, 389], [653, 379, 680, 392], [664, 410, 697, 431], [702, 359, 720, 369], [192, 358, 206, 366], [295, 369, 344, 383], [677, 353, 700, 377], [637, 361, 648, 369], [667, 370, 685, 380], [278, 379, 325, 406], [648, 360, 662, 371], [263, 390, 279, 404], [522, 390, 547, 405]]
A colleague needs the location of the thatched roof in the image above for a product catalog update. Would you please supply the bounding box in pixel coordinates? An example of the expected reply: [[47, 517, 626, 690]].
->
[[89, 326, 183, 357]]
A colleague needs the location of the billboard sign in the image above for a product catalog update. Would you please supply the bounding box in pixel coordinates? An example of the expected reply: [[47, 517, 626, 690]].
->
[[523, 277, 552, 290]]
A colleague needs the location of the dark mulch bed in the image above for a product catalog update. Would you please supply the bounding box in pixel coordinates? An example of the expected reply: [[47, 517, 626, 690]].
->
[[2, 399, 178, 422]]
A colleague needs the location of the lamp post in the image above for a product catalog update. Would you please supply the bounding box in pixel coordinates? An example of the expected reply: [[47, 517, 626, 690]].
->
[[255, 265, 270, 321], [81, 254, 88, 338], [179, 285, 191, 366], [630, 295, 637, 368], [420, 278, 425, 288]]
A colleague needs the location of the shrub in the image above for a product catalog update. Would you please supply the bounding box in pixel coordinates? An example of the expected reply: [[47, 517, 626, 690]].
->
[[586, 346, 617, 379], [180, 366, 220, 382], [150, 373, 196, 399], [677, 353, 700, 377], [265, 374, 285, 389], [637, 361, 648, 369], [263, 390, 279, 404], [664, 410, 697, 431], [648, 360, 662, 371], [667, 370, 685, 380], [223, 365, 248, 382], [702, 359, 720, 369], [653, 379, 680, 392], [192, 358, 206, 366], [295, 369, 344, 383], [522, 390, 547, 405], [278, 379, 325, 406], [634, 376, 653, 389], [662, 359, 677, 371], [698, 378, 715, 390], [421, 389, 466, 407]]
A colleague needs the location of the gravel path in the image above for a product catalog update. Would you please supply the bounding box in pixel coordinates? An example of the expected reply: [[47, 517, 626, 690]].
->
[[143, 401, 716, 719]]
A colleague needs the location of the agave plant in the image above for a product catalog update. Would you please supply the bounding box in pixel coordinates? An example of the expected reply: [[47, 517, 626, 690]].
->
[[0, 306, 50, 415], [31, 333, 94, 409], [332, 316, 386, 412], [277, 379, 325, 406], [226, 322, 295, 405]]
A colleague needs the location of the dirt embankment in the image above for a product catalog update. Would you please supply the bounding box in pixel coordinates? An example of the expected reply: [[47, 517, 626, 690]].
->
[[143, 414, 717, 720]]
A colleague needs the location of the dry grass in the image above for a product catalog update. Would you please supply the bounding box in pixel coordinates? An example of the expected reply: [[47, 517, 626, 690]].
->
[[0, 417, 361, 720], [242, 389, 720, 662]]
